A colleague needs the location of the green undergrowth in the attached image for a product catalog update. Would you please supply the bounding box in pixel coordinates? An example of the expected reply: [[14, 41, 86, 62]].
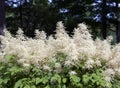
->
[[0, 54, 119, 88]]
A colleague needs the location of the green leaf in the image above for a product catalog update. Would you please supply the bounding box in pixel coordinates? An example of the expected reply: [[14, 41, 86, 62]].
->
[[35, 78, 42, 85], [3, 78, 10, 84], [0, 78, 3, 84], [62, 78, 67, 83], [44, 85, 50, 88], [0, 65, 4, 70], [62, 85, 66, 88], [6, 13, 15, 18], [9, 66, 23, 76], [82, 75, 90, 85], [70, 75, 80, 83], [24, 85, 31, 88], [14, 80, 22, 88], [51, 74, 61, 84], [56, 53, 66, 62], [41, 76, 49, 84], [85, 12, 91, 16], [31, 86, 36, 88], [4, 54, 16, 61]]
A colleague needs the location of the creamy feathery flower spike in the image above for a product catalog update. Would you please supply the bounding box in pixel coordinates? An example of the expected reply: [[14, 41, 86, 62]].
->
[[55, 21, 69, 39], [84, 58, 95, 69], [1, 22, 120, 84], [95, 38, 111, 61], [54, 21, 71, 54], [69, 71, 77, 75], [16, 28, 25, 40], [106, 36, 113, 43], [103, 68, 115, 82], [73, 23, 96, 59], [35, 30, 46, 40]]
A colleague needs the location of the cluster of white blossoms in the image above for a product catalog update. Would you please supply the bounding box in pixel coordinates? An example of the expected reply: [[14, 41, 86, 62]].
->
[[0, 21, 120, 82]]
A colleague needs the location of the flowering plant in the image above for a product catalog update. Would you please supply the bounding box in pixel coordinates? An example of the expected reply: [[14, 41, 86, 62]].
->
[[0, 22, 120, 88]]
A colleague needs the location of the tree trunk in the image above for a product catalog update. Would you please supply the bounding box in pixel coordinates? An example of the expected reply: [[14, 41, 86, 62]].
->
[[20, 0, 23, 28], [116, 16, 120, 43], [102, 0, 107, 39], [102, 19, 107, 39], [0, 0, 5, 35], [115, 0, 120, 43]]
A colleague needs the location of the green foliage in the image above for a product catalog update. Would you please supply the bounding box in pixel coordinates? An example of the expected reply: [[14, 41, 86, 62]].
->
[[70, 75, 82, 87], [4, 54, 16, 62], [82, 69, 107, 88], [111, 76, 120, 88], [0, 54, 119, 88]]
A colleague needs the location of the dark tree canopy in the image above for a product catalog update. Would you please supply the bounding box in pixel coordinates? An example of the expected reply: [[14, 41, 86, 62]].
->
[[3, 0, 120, 42]]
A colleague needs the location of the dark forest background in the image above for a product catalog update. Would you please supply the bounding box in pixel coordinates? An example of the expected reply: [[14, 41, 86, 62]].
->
[[1, 0, 120, 43]]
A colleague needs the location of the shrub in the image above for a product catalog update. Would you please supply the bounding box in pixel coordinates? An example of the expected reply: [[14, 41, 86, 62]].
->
[[0, 22, 120, 88]]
